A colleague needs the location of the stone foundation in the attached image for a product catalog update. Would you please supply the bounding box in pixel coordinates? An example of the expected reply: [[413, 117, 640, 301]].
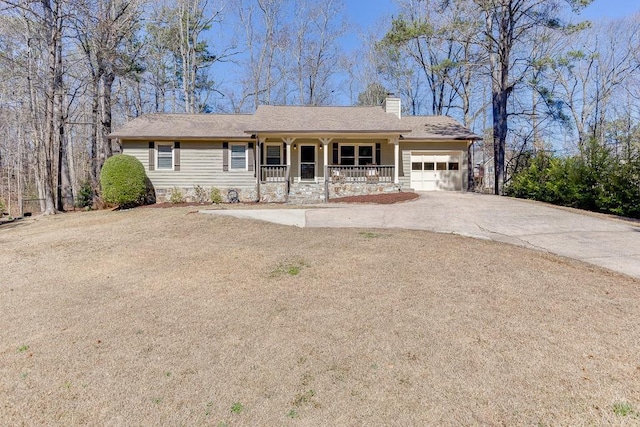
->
[[156, 186, 258, 204], [329, 182, 402, 199], [153, 182, 402, 204], [259, 183, 288, 203], [288, 183, 325, 204]]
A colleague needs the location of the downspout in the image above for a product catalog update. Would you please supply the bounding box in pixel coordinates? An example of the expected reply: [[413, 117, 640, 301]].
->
[[320, 138, 331, 203], [393, 137, 400, 185], [283, 138, 295, 203], [324, 165, 328, 203], [255, 135, 261, 202], [468, 140, 474, 192]]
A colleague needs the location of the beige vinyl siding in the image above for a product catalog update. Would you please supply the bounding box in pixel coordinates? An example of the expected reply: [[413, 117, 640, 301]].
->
[[122, 140, 255, 189], [378, 141, 395, 166], [122, 141, 151, 169], [400, 141, 470, 190]]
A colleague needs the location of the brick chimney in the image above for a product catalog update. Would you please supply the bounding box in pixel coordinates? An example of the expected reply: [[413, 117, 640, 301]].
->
[[383, 96, 401, 119]]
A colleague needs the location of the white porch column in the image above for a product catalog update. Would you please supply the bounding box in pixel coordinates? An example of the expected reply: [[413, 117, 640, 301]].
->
[[283, 137, 296, 182], [392, 137, 400, 184], [319, 138, 332, 179], [257, 136, 266, 179]]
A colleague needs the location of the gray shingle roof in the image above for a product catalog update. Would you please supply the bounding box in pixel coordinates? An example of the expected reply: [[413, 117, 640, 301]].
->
[[108, 114, 253, 139], [400, 116, 482, 140], [108, 108, 480, 141], [246, 105, 411, 134]]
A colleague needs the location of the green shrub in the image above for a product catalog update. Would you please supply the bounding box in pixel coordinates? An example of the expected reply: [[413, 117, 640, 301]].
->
[[100, 154, 148, 208], [193, 185, 208, 203], [506, 139, 640, 219], [169, 187, 184, 204], [75, 180, 94, 209], [210, 187, 223, 204]]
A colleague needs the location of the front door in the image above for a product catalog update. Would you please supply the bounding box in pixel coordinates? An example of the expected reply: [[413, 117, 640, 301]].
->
[[300, 145, 316, 181]]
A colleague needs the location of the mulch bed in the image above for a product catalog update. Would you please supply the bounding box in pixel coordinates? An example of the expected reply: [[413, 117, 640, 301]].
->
[[328, 192, 419, 204]]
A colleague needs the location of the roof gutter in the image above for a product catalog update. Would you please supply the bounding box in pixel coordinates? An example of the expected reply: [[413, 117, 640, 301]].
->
[[244, 129, 412, 134], [107, 135, 254, 141]]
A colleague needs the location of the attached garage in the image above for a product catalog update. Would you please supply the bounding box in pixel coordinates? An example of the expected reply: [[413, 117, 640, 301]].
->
[[397, 116, 481, 192], [410, 151, 463, 191]]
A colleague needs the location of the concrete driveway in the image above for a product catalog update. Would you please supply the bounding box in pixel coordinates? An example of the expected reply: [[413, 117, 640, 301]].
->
[[202, 192, 640, 279]]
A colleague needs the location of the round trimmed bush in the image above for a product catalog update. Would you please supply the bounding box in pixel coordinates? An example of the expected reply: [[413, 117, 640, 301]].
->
[[100, 154, 148, 208]]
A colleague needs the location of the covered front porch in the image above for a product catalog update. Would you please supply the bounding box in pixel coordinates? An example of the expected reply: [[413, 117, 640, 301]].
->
[[255, 136, 402, 203]]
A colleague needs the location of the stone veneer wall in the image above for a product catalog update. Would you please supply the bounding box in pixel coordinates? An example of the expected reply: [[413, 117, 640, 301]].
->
[[328, 182, 402, 199], [154, 182, 403, 203], [156, 186, 258, 203], [259, 183, 288, 203]]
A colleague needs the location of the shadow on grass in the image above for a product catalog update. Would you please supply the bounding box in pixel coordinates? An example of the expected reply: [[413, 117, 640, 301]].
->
[[0, 218, 30, 231]]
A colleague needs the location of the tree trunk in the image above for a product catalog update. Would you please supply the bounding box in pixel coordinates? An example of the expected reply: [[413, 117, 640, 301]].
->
[[90, 78, 100, 193], [492, 89, 507, 195], [56, 38, 65, 211], [56, 122, 64, 211], [41, 0, 61, 215], [100, 72, 116, 166], [487, 4, 510, 196]]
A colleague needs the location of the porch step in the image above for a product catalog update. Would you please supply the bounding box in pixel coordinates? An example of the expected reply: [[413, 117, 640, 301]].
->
[[287, 183, 325, 204]]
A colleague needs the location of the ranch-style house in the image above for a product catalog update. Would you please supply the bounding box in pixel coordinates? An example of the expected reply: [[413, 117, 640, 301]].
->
[[108, 97, 481, 203]]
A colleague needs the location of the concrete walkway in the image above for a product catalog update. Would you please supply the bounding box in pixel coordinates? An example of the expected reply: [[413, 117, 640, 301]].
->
[[202, 192, 640, 279]]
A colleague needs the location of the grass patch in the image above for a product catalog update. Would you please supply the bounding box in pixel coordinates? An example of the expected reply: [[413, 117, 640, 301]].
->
[[358, 231, 384, 239], [613, 402, 638, 417], [17, 345, 29, 353], [230, 402, 244, 414], [204, 401, 214, 416], [270, 259, 308, 277], [292, 390, 316, 407]]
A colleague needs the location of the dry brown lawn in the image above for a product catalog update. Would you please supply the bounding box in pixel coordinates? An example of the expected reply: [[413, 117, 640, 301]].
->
[[1, 207, 640, 426]]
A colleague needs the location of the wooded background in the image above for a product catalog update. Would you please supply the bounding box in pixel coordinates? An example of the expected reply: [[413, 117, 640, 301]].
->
[[0, 0, 638, 216]]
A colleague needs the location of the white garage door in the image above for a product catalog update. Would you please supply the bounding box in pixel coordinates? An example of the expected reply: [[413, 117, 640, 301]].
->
[[411, 152, 462, 191]]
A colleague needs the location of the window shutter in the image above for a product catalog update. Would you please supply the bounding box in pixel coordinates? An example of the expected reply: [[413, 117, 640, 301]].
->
[[283, 142, 287, 164], [332, 142, 338, 165], [174, 142, 180, 171], [375, 143, 381, 165], [148, 142, 155, 171], [223, 142, 229, 171], [248, 142, 254, 171]]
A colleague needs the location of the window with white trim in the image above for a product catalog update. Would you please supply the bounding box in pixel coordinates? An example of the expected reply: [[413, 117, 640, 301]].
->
[[230, 144, 247, 170], [157, 144, 173, 170], [358, 145, 374, 165], [265, 144, 282, 165], [339, 144, 375, 166]]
